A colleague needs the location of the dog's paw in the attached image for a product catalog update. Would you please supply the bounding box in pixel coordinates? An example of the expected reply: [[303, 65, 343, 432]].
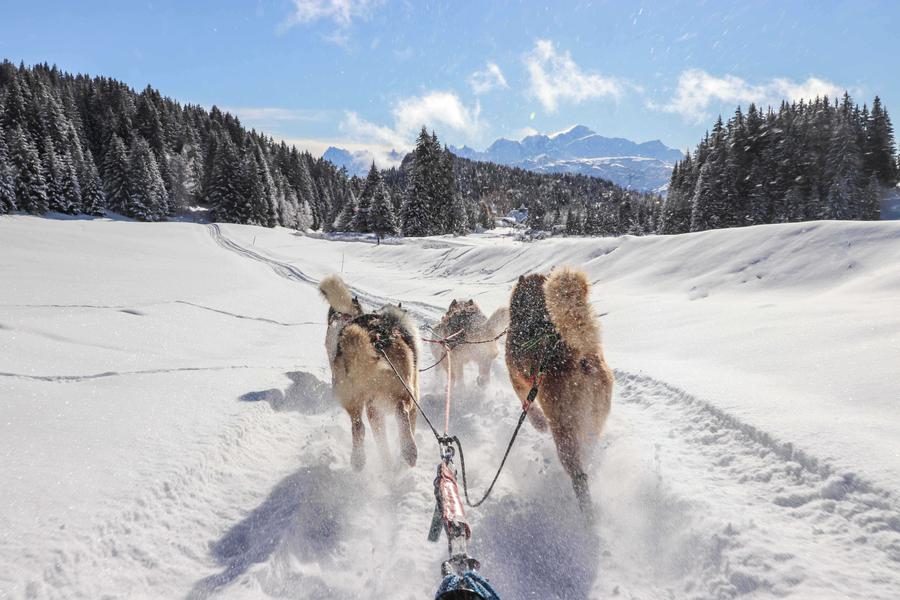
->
[[402, 443, 418, 467], [476, 374, 490, 387]]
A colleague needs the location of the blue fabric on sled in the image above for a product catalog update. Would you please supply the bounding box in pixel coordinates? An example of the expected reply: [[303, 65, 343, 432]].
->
[[435, 571, 501, 600]]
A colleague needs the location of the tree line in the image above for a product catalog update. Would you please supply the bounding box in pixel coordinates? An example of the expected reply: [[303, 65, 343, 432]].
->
[[4, 62, 890, 239], [0, 61, 666, 237], [0, 60, 353, 227], [660, 94, 897, 234]]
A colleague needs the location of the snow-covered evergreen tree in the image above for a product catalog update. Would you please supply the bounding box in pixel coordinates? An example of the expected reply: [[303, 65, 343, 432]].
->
[[0, 136, 17, 214], [80, 150, 106, 216], [369, 181, 397, 242], [10, 125, 48, 213], [102, 134, 130, 215], [446, 192, 468, 235], [824, 118, 863, 220], [352, 162, 381, 233], [334, 191, 356, 231], [127, 136, 169, 221]]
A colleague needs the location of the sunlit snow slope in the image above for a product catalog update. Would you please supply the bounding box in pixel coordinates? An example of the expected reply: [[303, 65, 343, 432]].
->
[[2, 215, 899, 600]]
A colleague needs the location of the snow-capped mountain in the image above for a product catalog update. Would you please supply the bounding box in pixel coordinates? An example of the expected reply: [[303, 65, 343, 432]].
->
[[450, 125, 684, 193], [322, 146, 403, 176]]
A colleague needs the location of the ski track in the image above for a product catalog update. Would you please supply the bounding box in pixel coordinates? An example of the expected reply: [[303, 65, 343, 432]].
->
[[190, 225, 900, 598], [207, 224, 442, 322], [0, 365, 297, 383]]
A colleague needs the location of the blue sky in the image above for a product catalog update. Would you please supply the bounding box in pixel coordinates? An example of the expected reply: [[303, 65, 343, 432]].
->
[[2, 1, 898, 166]]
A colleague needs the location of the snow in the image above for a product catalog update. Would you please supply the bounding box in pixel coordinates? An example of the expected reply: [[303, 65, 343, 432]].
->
[[2, 215, 899, 599]]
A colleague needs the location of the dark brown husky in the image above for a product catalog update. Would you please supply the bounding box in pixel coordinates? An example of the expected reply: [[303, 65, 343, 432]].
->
[[505, 267, 613, 518]]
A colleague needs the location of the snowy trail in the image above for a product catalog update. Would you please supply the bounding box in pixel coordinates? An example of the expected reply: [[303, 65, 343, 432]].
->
[[3, 217, 899, 599], [200, 224, 900, 599], [207, 223, 443, 321]]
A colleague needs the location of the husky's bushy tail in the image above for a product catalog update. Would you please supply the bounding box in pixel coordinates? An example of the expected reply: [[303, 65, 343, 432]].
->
[[319, 274, 355, 314], [544, 267, 600, 356], [484, 306, 510, 338]]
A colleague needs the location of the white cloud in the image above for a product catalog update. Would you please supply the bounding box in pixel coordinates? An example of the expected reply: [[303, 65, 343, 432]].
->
[[335, 90, 484, 167], [280, 135, 402, 170], [278, 0, 381, 42], [219, 107, 330, 124], [343, 90, 482, 145], [281, 0, 381, 28], [524, 39, 625, 112], [656, 69, 846, 123], [512, 126, 539, 139], [468, 62, 509, 95]]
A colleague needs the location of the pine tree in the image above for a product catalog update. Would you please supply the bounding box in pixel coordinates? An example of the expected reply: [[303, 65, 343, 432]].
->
[[127, 136, 169, 221], [0, 136, 17, 214], [209, 139, 248, 223], [400, 178, 431, 236], [477, 201, 493, 230], [824, 118, 863, 220], [57, 146, 82, 214], [102, 134, 130, 214], [369, 181, 397, 243], [334, 191, 356, 231], [446, 192, 469, 235], [690, 162, 717, 232], [865, 97, 898, 185], [80, 150, 106, 216], [10, 125, 48, 213], [860, 173, 882, 220], [352, 162, 380, 233], [564, 206, 582, 235], [402, 128, 438, 235]]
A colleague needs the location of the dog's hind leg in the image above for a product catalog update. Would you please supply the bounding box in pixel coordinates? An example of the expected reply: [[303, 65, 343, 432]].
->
[[476, 356, 492, 387], [550, 419, 594, 522], [394, 396, 418, 467], [348, 405, 366, 471], [366, 402, 392, 467]]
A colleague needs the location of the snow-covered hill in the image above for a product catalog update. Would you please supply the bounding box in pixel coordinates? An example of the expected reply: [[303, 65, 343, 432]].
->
[[2, 215, 899, 599], [450, 125, 684, 193]]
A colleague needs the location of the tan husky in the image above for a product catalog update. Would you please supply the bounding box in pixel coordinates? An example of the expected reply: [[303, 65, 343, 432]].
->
[[319, 275, 419, 470], [429, 299, 509, 389], [505, 267, 613, 518]]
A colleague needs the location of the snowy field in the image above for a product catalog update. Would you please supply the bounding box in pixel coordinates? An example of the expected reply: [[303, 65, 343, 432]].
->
[[1, 215, 899, 599]]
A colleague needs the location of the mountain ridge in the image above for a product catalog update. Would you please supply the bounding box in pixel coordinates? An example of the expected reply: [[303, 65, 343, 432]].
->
[[449, 125, 683, 192]]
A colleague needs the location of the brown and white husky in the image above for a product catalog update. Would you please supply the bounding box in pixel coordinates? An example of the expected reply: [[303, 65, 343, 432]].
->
[[319, 275, 419, 470], [505, 267, 613, 518], [429, 299, 509, 390]]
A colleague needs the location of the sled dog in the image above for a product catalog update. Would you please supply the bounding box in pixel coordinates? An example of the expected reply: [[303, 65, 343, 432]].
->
[[505, 267, 613, 518], [319, 275, 419, 470], [430, 299, 509, 389]]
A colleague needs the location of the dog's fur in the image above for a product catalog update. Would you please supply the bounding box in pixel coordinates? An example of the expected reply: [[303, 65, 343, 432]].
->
[[505, 267, 613, 518], [319, 275, 419, 470], [430, 299, 509, 389]]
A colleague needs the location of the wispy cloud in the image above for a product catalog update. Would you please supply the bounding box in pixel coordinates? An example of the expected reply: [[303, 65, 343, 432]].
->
[[334, 90, 484, 167], [524, 39, 625, 112], [278, 0, 382, 42], [654, 69, 846, 123], [220, 107, 332, 124], [468, 62, 509, 95]]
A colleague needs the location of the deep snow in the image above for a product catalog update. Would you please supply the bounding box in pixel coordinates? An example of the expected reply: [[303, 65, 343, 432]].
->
[[1, 215, 899, 599]]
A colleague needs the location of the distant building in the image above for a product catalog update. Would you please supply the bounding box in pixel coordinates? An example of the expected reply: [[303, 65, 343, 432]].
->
[[497, 206, 529, 227]]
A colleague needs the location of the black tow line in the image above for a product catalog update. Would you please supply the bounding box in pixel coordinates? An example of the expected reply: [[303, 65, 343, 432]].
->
[[379, 330, 555, 509]]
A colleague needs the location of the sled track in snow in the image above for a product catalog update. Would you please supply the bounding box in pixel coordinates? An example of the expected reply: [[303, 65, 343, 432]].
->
[[207, 224, 440, 321], [605, 370, 900, 597], [205, 223, 900, 598]]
